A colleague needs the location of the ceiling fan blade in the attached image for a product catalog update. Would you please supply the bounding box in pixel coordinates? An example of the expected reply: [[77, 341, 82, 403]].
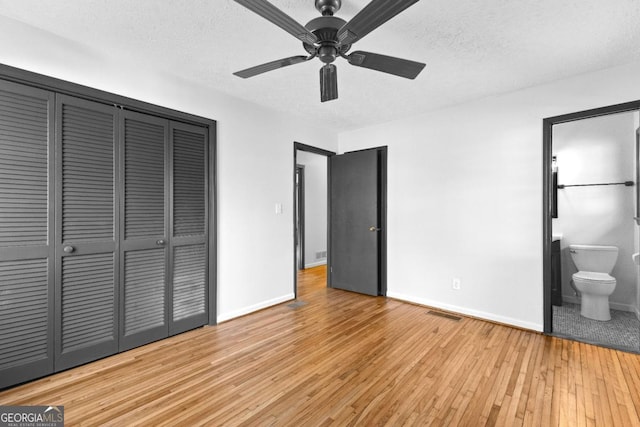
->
[[234, 55, 311, 79], [320, 64, 338, 102], [234, 0, 318, 45], [347, 51, 425, 79], [337, 0, 420, 46]]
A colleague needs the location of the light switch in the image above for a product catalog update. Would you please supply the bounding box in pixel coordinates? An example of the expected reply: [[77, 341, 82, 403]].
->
[[275, 203, 283, 214]]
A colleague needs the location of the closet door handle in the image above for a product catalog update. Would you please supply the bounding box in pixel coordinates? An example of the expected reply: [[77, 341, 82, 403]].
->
[[63, 245, 75, 254], [156, 239, 166, 246]]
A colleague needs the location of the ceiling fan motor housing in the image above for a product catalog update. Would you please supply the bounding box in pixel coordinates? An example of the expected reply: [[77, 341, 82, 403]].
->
[[303, 16, 351, 62]]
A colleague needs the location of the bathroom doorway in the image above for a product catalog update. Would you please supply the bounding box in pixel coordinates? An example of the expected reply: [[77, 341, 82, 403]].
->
[[543, 103, 640, 353]]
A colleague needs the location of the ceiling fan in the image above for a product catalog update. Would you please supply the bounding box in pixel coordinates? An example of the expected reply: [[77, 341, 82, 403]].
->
[[232, 0, 426, 102]]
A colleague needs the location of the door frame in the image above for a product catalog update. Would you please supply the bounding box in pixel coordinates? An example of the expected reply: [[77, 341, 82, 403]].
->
[[295, 164, 306, 270], [293, 143, 388, 297], [293, 143, 335, 297], [542, 100, 640, 334]]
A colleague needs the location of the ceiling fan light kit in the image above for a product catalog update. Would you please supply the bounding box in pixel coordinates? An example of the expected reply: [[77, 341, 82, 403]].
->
[[233, 0, 426, 102]]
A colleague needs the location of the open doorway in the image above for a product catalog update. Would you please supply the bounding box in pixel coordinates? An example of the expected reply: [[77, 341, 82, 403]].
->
[[293, 143, 335, 297], [543, 102, 640, 353]]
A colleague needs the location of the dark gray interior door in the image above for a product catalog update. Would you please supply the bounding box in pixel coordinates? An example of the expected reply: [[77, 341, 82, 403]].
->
[[54, 95, 119, 371], [0, 81, 55, 388], [119, 111, 169, 351], [329, 149, 382, 296]]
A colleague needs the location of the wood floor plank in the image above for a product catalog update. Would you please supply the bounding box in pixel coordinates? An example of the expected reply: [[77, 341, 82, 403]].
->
[[619, 351, 640, 420], [0, 265, 639, 426]]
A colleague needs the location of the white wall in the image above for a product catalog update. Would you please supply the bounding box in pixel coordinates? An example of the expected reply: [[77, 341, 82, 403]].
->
[[338, 60, 640, 331], [0, 15, 339, 323], [552, 113, 637, 312], [297, 151, 328, 268]]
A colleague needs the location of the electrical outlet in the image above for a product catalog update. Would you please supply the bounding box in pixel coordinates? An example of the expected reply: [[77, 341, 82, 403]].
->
[[452, 278, 461, 290]]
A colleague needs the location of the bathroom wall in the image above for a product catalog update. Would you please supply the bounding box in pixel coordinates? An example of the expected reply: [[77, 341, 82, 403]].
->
[[297, 150, 328, 268], [552, 112, 637, 312]]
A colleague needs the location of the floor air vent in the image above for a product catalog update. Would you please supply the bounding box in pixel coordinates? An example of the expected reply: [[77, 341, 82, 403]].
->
[[287, 300, 307, 309], [427, 310, 462, 321]]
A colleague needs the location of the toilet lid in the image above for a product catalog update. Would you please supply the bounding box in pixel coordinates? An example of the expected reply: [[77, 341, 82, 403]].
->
[[573, 271, 616, 284]]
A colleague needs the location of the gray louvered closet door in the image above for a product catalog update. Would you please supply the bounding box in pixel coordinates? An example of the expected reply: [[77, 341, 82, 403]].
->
[[0, 81, 54, 388], [119, 111, 169, 351], [169, 122, 208, 335], [54, 95, 119, 371]]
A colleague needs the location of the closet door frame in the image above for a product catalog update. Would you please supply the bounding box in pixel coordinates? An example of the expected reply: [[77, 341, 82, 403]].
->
[[0, 63, 218, 329]]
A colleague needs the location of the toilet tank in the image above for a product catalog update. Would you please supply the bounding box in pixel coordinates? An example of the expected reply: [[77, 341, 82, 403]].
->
[[569, 244, 618, 273]]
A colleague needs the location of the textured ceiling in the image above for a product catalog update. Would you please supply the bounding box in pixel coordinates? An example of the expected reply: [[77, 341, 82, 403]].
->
[[0, 0, 639, 132]]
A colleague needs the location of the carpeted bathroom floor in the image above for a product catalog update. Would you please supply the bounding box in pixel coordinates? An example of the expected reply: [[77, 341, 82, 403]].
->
[[553, 303, 640, 352]]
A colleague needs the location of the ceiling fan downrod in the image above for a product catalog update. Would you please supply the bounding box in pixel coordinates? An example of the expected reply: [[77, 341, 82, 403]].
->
[[315, 0, 342, 16]]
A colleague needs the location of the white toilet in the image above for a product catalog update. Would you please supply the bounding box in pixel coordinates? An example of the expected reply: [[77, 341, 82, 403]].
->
[[569, 244, 618, 321]]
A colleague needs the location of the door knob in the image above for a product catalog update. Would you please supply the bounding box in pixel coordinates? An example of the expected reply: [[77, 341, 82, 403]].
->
[[369, 226, 381, 232], [63, 245, 75, 253], [156, 239, 166, 246]]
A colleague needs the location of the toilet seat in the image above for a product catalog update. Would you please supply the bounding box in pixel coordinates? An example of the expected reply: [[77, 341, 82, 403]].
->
[[573, 271, 616, 284]]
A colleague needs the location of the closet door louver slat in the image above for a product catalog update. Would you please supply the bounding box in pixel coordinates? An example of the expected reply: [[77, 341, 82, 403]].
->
[[60, 254, 115, 353], [0, 89, 49, 247], [124, 249, 166, 335], [0, 259, 49, 374], [173, 244, 206, 321], [125, 118, 166, 239], [173, 128, 206, 237], [61, 104, 115, 242]]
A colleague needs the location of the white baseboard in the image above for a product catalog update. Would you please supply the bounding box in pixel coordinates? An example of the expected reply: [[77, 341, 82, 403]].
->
[[387, 291, 543, 332], [304, 260, 327, 268], [562, 295, 638, 313], [217, 293, 295, 323], [609, 301, 636, 313]]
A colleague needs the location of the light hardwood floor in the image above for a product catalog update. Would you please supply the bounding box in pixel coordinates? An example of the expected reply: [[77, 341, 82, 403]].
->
[[1, 265, 639, 426]]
